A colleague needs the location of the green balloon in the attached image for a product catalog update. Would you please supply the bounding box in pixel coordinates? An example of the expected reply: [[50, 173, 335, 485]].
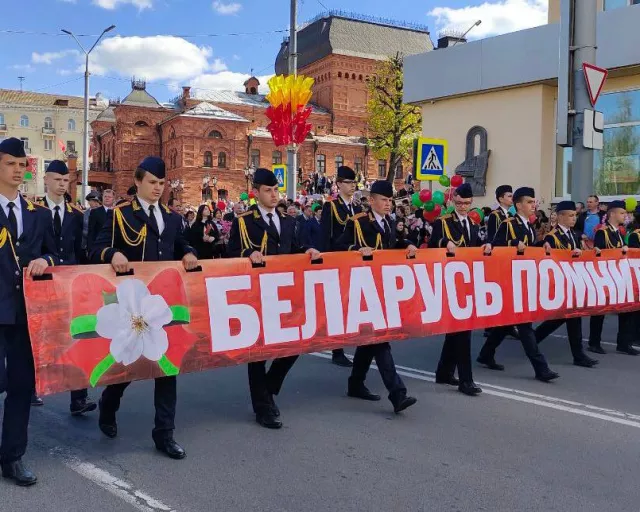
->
[[438, 175, 450, 187], [412, 192, 422, 207], [445, 206, 454, 214], [24, 172, 33, 181], [239, 192, 249, 201], [424, 200, 435, 212], [433, 190, 445, 205], [475, 208, 485, 222]]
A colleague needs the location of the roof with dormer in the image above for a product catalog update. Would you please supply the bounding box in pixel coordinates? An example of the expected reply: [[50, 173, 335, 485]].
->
[[161, 101, 250, 124]]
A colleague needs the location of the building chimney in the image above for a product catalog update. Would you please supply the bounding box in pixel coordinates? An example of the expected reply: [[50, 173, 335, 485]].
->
[[437, 33, 467, 49], [182, 86, 191, 100], [243, 77, 260, 95]]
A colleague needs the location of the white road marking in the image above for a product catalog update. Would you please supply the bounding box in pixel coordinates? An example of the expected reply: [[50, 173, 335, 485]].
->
[[51, 449, 177, 512], [310, 351, 640, 429], [549, 333, 620, 348]]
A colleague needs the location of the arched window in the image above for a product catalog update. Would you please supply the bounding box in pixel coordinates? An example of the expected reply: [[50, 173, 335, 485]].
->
[[351, 73, 356, 80], [208, 130, 222, 139], [44, 117, 53, 129], [203, 151, 213, 167], [135, 120, 149, 127], [359, 74, 363, 81], [68, 118, 76, 131], [272, 150, 282, 165], [345, 73, 349, 79], [20, 115, 29, 128], [316, 154, 326, 173], [335, 155, 344, 170], [337, 72, 342, 78], [250, 149, 260, 168], [250, 87, 257, 94], [217, 151, 227, 168]]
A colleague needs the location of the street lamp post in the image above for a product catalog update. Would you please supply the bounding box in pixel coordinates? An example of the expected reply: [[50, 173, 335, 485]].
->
[[62, 24, 116, 204], [451, 20, 482, 47], [244, 166, 255, 192]]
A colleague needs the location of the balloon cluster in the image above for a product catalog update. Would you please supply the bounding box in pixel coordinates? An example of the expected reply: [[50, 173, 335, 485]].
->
[[265, 75, 314, 146], [410, 174, 470, 223]]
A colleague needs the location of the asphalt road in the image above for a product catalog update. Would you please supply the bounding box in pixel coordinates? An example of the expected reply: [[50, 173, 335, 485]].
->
[[2, 315, 640, 512]]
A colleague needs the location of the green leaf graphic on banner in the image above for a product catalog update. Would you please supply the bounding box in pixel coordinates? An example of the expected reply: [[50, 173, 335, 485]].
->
[[169, 305, 190, 324], [70, 315, 97, 338], [158, 355, 180, 376], [89, 354, 116, 387]]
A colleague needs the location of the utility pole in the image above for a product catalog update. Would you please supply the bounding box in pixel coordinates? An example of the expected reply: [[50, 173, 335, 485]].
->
[[62, 25, 116, 204], [18, 77, 25, 92], [286, 0, 297, 200], [569, 0, 597, 202]]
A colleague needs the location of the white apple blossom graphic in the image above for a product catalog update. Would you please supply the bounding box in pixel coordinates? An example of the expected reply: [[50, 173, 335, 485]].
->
[[95, 279, 173, 365]]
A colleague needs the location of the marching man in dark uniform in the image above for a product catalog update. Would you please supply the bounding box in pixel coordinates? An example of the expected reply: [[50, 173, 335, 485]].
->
[[91, 156, 199, 459], [317, 165, 360, 367], [628, 206, 640, 342], [487, 185, 513, 243], [477, 187, 560, 382], [336, 180, 418, 413], [588, 200, 637, 355], [227, 168, 321, 429], [535, 201, 599, 367], [40, 160, 98, 413], [429, 183, 489, 396], [0, 138, 59, 486]]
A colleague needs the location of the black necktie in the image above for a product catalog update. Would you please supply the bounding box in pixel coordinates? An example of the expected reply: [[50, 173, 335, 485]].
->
[[147, 205, 160, 234], [347, 203, 353, 216], [267, 212, 280, 240], [7, 202, 18, 239], [53, 205, 62, 236], [567, 230, 575, 249], [461, 218, 469, 242]]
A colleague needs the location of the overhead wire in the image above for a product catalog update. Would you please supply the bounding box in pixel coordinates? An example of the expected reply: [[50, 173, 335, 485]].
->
[[0, 28, 289, 38]]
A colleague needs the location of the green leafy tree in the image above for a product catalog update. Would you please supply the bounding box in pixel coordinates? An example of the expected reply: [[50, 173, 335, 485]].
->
[[367, 53, 422, 182]]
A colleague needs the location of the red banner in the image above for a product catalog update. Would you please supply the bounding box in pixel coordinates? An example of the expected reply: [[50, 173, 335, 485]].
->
[[25, 248, 640, 395]]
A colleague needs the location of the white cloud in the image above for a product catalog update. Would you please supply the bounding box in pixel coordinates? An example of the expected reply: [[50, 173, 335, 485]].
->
[[210, 58, 228, 72], [93, 0, 153, 10], [57, 69, 75, 76], [58, 0, 77, 3], [429, 0, 547, 39], [32, 50, 78, 65], [212, 1, 242, 15], [232, 54, 241, 61], [190, 72, 271, 95], [88, 36, 213, 81], [10, 64, 35, 73]]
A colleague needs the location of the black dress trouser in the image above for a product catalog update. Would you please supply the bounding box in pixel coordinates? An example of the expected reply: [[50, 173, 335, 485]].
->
[[589, 314, 634, 350], [349, 343, 406, 401], [436, 332, 473, 383], [535, 318, 586, 360], [479, 323, 550, 376], [248, 356, 299, 414], [0, 324, 35, 463], [101, 376, 177, 441]]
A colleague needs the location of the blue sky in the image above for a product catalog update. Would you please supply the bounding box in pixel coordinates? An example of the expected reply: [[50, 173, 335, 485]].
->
[[0, 0, 547, 103]]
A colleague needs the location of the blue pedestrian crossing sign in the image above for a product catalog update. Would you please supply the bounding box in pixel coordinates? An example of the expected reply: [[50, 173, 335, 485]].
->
[[272, 164, 287, 192], [414, 137, 448, 181]]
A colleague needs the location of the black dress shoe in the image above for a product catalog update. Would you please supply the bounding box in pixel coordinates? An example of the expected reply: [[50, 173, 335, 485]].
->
[[435, 375, 459, 386], [256, 411, 283, 429], [268, 395, 280, 417], [393, 395, 417, 413], [70, 398, 97, 416], [476, 357, 505, 371], [617, 346, 639, 356], [507, 327, 520, 340], [458, 381, 482, 396], [573, 358, 596, 368], [332, 352, 353, 367], [535, 370, 560, 382], [347, 385, 381, 401], [588, 345, 606, 355], [155, 438, 186, 460], [31, 394, 44, 406], [2, 460, 37, 486], [98, 400, 117, 438]]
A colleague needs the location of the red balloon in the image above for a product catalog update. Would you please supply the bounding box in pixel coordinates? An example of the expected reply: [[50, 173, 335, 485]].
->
[[419, 189, 432, 202], [529, 215, 537, 225], [468, 211, 481, 225], [451, 175, 463, 188], [444, 188, 454, 203], [619, 226, 627, 237], [301, 190, 307, 196], [248, 192, 255, 199], [216, 201, 226, 211], [433, 204, 442, 217]]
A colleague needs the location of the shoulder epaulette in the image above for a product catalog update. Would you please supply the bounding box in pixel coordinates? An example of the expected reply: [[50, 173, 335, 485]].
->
[[162, 204, 171, 214], [548, 228, 557, 236], [440, 214, 452, 220], [68, 203, 83, 213], [114, 201, 131, 209], [351, 212, 367, 221], [238, 210, 253, 218], [503, 217, 515, 222], [29, 200, 44, 210]]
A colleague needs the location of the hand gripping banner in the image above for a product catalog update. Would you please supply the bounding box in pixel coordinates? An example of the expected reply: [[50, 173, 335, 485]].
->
[[25, 248, 640, 395]]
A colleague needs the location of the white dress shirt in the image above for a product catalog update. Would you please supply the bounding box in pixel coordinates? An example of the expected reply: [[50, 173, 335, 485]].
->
[[517, 214, 534, 240], [372, 211, 389, 232], [457, 213, 471, 238], [137, 197, 165, 234], [339, 195, 354, 216], [499, 206, 510, 217], [558, 224, 576, 246], [46, 195, 65, 224], [258, 204, 280, 234], [0, 192, 23, 237]]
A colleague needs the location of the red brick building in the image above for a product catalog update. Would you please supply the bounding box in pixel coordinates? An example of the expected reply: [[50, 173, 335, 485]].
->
[[90, 12, 432, 206]]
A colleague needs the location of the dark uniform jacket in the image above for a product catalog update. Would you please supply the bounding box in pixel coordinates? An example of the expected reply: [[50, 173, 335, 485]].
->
[[318, 196, 362, 252], [429, 211, 481, 248], [493, 214, 540, 247], [336, 210, 410, 251], [0, 196, 59, 324], [544, 226, 580, 250], [90, 197, 196, 264], [593, 223, 624, 250], [87, 206, 109, 253], [38, 199, 85, 265], [628, 228, 640, 249], [487, 207, 509, 244], [227, 205, 301, 258]]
